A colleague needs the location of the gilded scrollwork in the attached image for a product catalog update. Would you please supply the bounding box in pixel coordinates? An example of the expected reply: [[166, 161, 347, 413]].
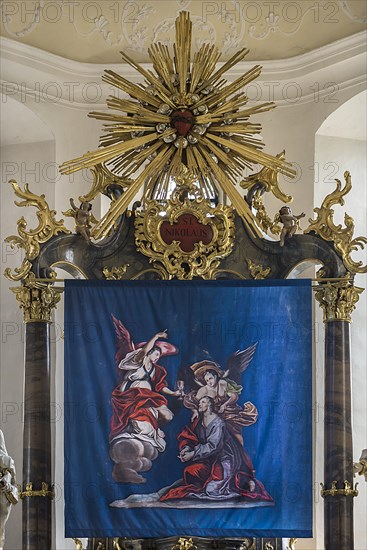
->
[[240, 150, 294, 204], [304, 171, 367, 274], [11, 273, 63, 323], [172, 538, 197, 550], [102, 265, 129, 280], [237, 539, 255, 550], [247, 259, 271, 279], [250, 191, 282, 236], [79, 164, 133, 203], [314, 278, 364, 323], [4, 180, 71, 282], [134, 168, 235, 280]]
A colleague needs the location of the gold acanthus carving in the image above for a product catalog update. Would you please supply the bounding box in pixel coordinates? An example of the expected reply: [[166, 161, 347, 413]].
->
[[304, 171, 367, 274], [251, 191, 282, 236], [4, 180, 71, 282], [314, 278, 364, 323], [102, 265, 129, 280], [237, 540, 255, 550], [247, 259, 271, 279], [134, 171, 235, 280], [240, 150, 293, 204], [19, 481, 55, 499], [11, 273, 63, 323], [79, 163, 133, 203], [320, 480, 359, 498], [172, 538, 197, 550]]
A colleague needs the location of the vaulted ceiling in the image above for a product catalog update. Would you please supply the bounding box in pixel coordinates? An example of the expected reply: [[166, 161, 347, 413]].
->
[[1, 0, 366, 63]]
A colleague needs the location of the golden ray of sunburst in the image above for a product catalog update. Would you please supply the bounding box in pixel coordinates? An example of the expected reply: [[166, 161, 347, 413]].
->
[[59, 11, 296, 239]]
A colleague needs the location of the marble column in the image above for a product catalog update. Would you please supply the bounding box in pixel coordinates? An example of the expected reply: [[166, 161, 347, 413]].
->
[[315, 280, 363, 550], [23, 321, 52, 549], [12, 277, 62, 550]]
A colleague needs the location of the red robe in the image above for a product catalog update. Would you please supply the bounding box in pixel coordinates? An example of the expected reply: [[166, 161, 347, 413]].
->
[[160, 416, 273, 502], [109, 364, 168, 443]]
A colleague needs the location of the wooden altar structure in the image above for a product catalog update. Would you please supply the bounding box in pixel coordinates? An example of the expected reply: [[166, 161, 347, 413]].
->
[[3, 11, 366, 550]]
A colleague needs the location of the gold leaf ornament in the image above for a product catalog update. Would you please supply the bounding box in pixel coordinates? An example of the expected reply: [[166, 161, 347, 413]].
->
[[4, 181, 71, 282], [305, 171, 367, 274]]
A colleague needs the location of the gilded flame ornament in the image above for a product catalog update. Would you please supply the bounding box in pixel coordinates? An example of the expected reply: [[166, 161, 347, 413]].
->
[[305, 171, 367, 274], [59, 11, 295, 240], [4, 180, 71, 282]]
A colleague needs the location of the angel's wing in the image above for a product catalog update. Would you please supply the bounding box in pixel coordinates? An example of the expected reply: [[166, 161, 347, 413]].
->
[[111, 315, 135, 365], [226, 342, 258, 384]]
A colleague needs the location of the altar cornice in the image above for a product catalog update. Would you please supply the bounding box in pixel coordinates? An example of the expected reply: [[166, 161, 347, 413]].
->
[[1, 31, 366, 109]]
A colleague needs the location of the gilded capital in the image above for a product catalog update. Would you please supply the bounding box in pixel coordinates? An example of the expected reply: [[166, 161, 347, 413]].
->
[[11, 274, 63, 323], [314, 279, 364, 323]]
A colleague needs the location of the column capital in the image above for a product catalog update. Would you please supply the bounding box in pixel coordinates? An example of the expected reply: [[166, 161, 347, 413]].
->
[[314, 279, 364, 323], [11, 274, 63, 323]]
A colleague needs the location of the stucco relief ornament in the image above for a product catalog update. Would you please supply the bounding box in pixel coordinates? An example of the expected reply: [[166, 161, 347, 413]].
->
[[60, 11, 295, 240]]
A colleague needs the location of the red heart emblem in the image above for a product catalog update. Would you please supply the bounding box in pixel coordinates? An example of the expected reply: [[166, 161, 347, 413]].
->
[[171, 110, 195, 136]]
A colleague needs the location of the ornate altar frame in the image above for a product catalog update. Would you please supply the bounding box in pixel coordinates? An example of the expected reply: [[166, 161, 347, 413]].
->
[[3, 11, 366, 550]]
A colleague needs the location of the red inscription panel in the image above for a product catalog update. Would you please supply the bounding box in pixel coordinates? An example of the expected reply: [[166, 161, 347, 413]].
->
[[160, 214, 213, 252]]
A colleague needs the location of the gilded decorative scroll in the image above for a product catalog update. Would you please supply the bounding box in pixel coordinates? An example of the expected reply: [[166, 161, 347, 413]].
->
[[134, 169, 235, 280], [305, 171, 367, 274], [314, 278, 364, 323], [4, 180, 71, 282], [251, 191, 282, 236], [79, 163, 133, 203], [240, 150, 293, 203], [172, 538, 197, 550], [102, 265, 129, 280], [247, 259, 271, 279]]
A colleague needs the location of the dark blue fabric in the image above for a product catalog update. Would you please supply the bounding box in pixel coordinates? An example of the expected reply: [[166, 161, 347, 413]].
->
[[64, 280, 312, 538]]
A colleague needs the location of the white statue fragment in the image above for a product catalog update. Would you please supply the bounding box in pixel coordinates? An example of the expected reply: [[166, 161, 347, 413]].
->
[[0, 430, 18, 550]]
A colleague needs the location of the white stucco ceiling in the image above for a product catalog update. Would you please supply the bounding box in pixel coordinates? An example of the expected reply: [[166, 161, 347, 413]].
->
[[0, 0, 366, 63]]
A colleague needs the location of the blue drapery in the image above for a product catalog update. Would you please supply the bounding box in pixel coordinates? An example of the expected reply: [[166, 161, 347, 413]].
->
[[64, 280, 312, 538]]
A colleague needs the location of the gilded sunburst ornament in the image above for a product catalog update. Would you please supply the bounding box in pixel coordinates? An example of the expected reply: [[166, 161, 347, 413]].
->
[[60, 11, 295, 239]]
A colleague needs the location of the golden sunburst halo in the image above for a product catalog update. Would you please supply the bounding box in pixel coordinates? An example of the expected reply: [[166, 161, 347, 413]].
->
[[60, 11, 295, 239]]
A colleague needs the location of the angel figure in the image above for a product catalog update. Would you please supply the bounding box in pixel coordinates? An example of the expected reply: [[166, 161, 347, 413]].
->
[[63, 198, 97, 241], [109, 316, 181, 483], [184, 344, 259, 445], [278, 206, 305, 246]]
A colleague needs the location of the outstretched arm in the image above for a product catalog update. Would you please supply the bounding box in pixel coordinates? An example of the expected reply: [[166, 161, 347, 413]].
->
[[162, 386, 182, 397], [69, 198, 77, 211], [136, 330, 167, 361], [218, 391, 238, 413]]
